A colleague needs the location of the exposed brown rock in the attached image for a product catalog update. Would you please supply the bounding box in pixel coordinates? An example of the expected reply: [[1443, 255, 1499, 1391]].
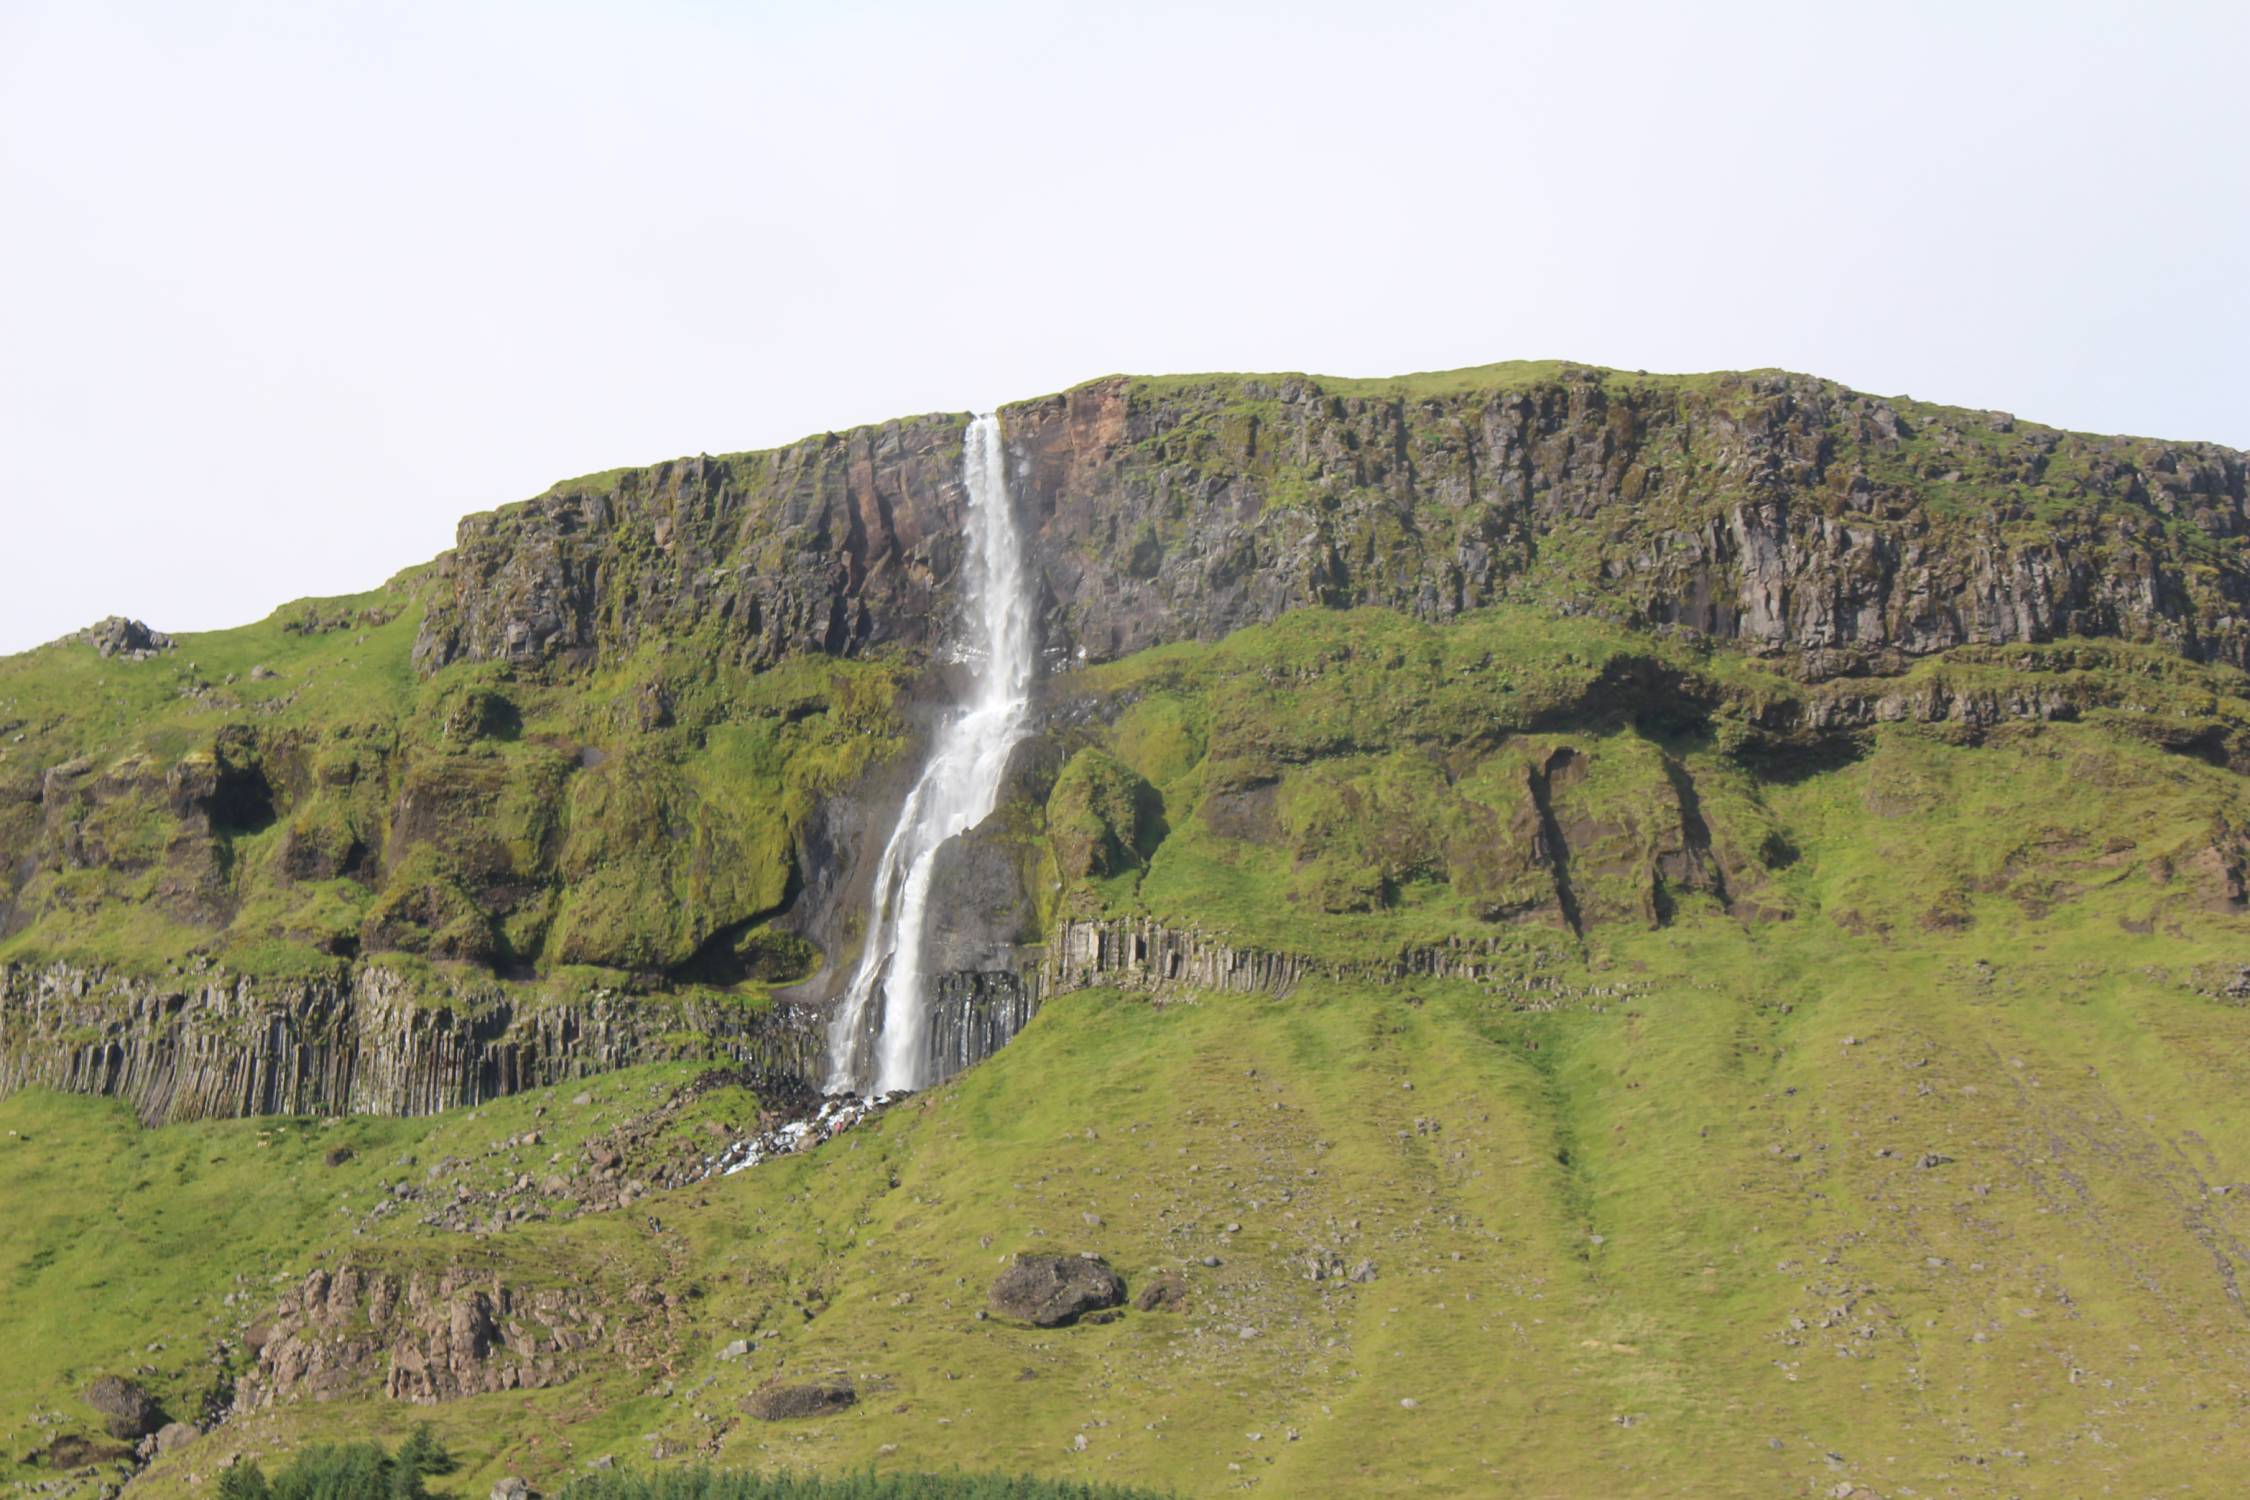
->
[[1132, 1269, 1188, 1312], [235, 1261, 661, 1407]]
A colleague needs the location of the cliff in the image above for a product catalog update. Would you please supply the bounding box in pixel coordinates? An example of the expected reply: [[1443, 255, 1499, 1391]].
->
[[412, 363, 2250, 684]]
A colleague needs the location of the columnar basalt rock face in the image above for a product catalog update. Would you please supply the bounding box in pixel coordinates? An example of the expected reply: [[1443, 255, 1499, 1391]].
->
[[0, 961, 822, 1122]]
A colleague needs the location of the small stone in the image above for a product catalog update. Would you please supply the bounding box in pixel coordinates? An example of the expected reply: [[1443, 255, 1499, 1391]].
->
[[718, 1339, 752, 1361], [1399, 1397, 1420, 1410], [490, 1479, 530, 1500]]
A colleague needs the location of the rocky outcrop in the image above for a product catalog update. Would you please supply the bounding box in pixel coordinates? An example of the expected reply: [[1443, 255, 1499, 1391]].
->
[[82, 617, 174, 661], [0, 961, 822, 1123], [409, 366, 2250, 685], [237, 1262, 656, 1406], [412, 415, 974, 675], [987, 1254, 1126, 1327]]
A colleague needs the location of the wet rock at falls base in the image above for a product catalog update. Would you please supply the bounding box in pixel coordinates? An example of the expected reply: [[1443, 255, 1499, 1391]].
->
[[987, 1254, 1127, 1327], [921, 820, 1041, 978]]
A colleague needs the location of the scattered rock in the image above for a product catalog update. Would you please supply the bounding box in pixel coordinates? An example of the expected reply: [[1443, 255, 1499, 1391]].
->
[[717, 1339, 752, 1361], [988, 1254, 1126, 1327], [743, 1380, 856, 1421], [324, 1146, 355, 1167], [249, 664, 277, 682], [490, 1478, 530, 1500], [153, 1422, 199, 1455]]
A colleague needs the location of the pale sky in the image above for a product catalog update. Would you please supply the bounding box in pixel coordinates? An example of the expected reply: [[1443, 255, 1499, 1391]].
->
[[2, 0, 2244, 654]]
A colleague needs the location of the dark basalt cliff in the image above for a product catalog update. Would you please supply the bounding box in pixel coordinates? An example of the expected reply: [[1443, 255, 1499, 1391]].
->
[[413, 415, 975, 675], [412, 365, 2250, 684]]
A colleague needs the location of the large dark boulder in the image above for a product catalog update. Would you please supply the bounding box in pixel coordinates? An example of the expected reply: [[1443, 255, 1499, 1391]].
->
[[988, 1254, 1126, 1327], [83, 1375, 161, 1439], [742, 1379, 856, 1421]]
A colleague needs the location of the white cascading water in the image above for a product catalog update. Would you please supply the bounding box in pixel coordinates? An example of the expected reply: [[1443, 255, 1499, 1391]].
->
[[824, 413, 1036, 1096]]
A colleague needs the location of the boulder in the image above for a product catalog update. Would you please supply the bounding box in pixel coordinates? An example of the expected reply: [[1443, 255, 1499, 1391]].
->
[[743, 1379, 856, 1420], [153, 1422, 199, 1455], [491, 1477, 531, 1500], [1132, 1269, 1188, 1313], [83, 1375, 162, 1439], [988, 1254, 1126, 1327]]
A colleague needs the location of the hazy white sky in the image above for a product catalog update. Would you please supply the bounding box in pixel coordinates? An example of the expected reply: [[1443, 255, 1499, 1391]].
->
[[2, 0, 2244, 653]]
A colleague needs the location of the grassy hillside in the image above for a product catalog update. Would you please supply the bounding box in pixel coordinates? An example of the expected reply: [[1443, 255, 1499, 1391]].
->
[[9, 700, 2250, 1496]]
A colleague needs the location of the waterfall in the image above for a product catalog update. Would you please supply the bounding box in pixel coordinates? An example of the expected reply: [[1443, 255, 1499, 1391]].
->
[[824, 414, 1036, 1095]]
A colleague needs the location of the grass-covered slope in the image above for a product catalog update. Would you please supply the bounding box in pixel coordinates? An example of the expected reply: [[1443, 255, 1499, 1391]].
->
[[12, 929, 2250, 1495], [8, 695, 2250, 1496]]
